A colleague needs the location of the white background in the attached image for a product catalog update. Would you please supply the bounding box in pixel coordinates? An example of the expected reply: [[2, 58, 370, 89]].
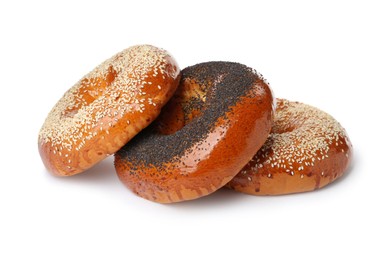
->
[[1, 0, 389, 259]]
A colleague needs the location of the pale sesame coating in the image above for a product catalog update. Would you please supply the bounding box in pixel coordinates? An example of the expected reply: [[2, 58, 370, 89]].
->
[[39, 45, 172, 153], [243, 99, 350, 176]]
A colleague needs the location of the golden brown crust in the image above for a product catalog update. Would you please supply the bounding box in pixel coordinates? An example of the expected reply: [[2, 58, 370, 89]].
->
[[115, 62, 274, 203], [38, 45, 180, 176], [226, 98, 353, 195]]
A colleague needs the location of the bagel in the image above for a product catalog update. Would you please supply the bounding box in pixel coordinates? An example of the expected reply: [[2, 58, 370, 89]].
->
[[38, 45, 180, 176], [115, 61, 274, 203], [226, 98, 353, 195]]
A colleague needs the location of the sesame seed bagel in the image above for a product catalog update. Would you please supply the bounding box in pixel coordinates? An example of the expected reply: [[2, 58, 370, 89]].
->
[[226, 98, 353, 195], [114, 62, 274, 203], [39, 45, 180, 176]]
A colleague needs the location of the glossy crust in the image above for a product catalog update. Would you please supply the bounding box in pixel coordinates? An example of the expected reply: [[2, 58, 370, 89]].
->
[[38, 45, 180, 176], [115, 62, 274, 203], [226, 98, 353, 195]]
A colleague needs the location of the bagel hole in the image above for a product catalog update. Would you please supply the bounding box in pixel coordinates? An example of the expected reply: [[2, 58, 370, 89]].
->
[[62, 66, 118, 118], [62, 107, 79, 118], [154, 80, 208, 135], [272, 125, 296, 134]]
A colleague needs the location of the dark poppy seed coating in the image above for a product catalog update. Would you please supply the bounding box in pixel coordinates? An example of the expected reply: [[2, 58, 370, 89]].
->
[[116, 62, 262, 168]]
